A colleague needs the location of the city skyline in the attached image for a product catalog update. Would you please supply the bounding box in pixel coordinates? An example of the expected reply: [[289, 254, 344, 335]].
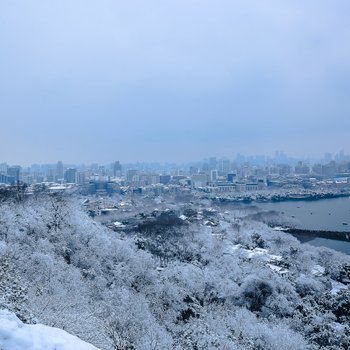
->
[[1, 151, 349, 191], [1, 148, 350, 168], [1, 149, 350, 171]]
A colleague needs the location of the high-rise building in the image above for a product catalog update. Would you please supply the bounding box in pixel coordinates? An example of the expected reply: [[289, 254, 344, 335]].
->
[[323, 153, 332, 164], [209, 157, 217, 170], [189, 166, 199, 175], [113, 161, 122, 177], [0, 163, 8, 175], [191, 173, 208, 188], [312, 163, 323, 175], [0, 174, 14, 184], [64, 168, 77, 183], [295, 162, 310, 175], [219, 159, 230, 173], [227, 173, 237, 182], [126, 169, 138, 183], [322, 161, 337, 178], [160, 175, 171, 184], [46, 168, 55, 182], [56, 161, 64, 181], [201, 163, 209, 172], [7, 166, 21, 184], [210, 169, 218, 181], [77, 171, 86, 185]]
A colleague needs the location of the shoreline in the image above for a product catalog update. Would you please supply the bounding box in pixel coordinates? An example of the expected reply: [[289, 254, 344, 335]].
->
[[210, 191, 350, 204], [282, 228, 350, 242]]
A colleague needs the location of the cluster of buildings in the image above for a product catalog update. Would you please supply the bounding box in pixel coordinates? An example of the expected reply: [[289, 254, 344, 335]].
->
[[0, 164, 21, 185], [1, 155, 350, 195]]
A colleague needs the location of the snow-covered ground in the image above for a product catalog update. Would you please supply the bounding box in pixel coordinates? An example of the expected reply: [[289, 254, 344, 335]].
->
[[0, 310, 99, 350]]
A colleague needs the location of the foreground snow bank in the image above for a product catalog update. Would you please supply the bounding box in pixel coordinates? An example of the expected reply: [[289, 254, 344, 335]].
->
[[0, 310, 99, 350]]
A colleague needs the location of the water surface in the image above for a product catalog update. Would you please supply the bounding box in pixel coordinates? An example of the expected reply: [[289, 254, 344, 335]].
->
[[257, 196, 350, 232], [256, 196, 350, 255]]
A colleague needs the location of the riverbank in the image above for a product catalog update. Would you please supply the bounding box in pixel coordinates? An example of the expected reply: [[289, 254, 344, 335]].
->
[[209, 188, 350, 204], [283, 228, 350, 242]]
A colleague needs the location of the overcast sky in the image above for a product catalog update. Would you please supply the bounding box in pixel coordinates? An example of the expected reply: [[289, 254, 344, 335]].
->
[[1, 0, 350, 165]]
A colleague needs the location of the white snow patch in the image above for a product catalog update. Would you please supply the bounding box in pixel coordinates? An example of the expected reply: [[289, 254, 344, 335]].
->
[[113, 221, 126, 228], [0, 310, 99, 350], [204, 220, 217, 226], [269, 254, 283, 262], [0, 241, 7, 257], [311, 265, 325, 277], [246, 248, 268, 259], [273, 226, 287, 231], [154, 196, 162, 204], [267, 263, 289, 275], [231, 244, 245, 250], [331, 281, 348, 295]]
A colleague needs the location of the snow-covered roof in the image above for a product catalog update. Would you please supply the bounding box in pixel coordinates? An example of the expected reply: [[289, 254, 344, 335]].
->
[[49, 185, 67, 191]]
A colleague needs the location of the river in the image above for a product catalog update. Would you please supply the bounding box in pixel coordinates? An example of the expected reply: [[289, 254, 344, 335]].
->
[[256, 196, 350, 255]]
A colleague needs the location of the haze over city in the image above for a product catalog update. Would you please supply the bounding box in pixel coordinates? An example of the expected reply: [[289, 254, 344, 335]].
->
[[1, 0, 350, 165], [2, 2, 350, 350]]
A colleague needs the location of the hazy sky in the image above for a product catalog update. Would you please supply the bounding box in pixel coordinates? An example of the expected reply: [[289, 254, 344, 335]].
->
[[1, 0, 350, 165]]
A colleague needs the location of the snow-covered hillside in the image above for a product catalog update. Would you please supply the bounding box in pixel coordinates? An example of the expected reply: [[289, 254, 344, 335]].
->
[[0, 191, 349, 349], [0, 310, 99, 350]]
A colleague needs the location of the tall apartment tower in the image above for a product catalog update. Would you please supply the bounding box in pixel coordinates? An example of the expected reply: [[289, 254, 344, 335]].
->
[[126, 169, 138, 183], [64, 168, 77, 183], [7, 166, 21, 184], [0, 163, 8, 175], [209, 157, 217, 170], [56, 161, 64, 181], [113, 161, 122, 177]]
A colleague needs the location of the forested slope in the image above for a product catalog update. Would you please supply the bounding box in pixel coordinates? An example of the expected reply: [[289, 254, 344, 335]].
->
[[0, 192, 349, 349]]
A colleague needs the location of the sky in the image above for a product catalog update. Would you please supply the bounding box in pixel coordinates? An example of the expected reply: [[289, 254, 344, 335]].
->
[[1, 0, 350, 165]]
